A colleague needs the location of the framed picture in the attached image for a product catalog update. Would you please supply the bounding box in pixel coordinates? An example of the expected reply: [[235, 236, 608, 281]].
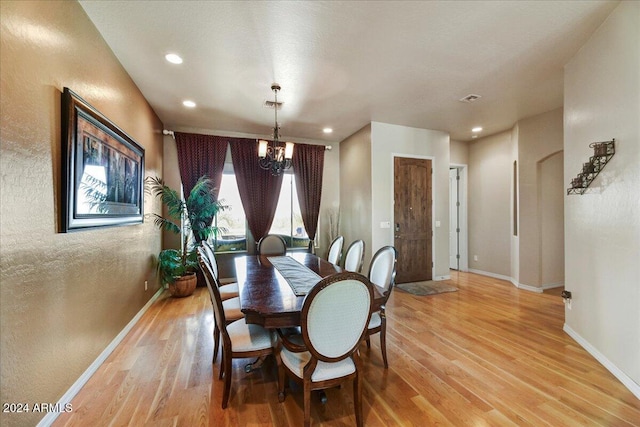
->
[[61, 87, 144, 232]]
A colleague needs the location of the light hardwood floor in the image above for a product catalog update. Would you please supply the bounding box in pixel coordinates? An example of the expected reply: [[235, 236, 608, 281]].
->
[[53, 271, 640, 426]]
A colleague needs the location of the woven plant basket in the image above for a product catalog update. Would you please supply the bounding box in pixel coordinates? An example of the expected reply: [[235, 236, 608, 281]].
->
[[168, 272, 197, 298]]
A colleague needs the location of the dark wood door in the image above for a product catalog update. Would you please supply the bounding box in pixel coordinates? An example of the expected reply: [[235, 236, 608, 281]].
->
[[394, 157, 432, 283]]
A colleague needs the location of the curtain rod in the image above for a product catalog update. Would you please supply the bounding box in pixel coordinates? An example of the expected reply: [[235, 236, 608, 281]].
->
[[162, 129, 332, 150]]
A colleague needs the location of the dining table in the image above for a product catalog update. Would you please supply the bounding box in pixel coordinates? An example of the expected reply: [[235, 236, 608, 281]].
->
[[235, 252, 383, 329]]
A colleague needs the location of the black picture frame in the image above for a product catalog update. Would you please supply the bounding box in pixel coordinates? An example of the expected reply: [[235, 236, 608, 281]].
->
[[61, 87, 144, 232]]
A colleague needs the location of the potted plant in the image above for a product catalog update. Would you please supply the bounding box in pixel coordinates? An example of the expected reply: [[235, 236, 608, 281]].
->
[[146, 175, 225, 297]]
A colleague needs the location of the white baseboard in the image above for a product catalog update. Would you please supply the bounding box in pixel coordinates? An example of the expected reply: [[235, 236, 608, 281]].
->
[[37, 288, 165, 427], [467, 269, 565, 294], [468, 269, 517, 284], [563, 324, 640, 400]]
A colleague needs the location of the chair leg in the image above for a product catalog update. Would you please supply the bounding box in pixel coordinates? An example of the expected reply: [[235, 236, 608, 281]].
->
[[365, 336, 371, 348], [303, 379, 312, 427], [354, 371, 363, 427], [213, 325, 220, 363], [380, 316, 388, 369], [276, 353, 286, 402], [222, 349, 232, 409], [219, 351, 225, 380]]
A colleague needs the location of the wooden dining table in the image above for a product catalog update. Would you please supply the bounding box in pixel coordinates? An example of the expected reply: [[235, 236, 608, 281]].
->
[[235, 252, 383, 329]]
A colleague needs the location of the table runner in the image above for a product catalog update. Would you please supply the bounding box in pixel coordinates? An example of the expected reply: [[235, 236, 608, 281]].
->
[[268, 256, 322, 296]]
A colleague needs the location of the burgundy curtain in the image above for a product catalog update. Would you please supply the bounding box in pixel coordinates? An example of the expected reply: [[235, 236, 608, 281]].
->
[[292, 144, 325, 253], [174, 132, 228, 200], [230, 139, 283, 246]]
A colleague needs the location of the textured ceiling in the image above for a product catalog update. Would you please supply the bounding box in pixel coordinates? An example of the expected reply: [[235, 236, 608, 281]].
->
[[79, 1, 618, 143]]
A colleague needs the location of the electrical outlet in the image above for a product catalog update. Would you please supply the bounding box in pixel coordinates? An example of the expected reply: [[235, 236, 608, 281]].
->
[[144, 280, 148, 291], [473, 255, 478, 261], [562, 290, 572, 310]]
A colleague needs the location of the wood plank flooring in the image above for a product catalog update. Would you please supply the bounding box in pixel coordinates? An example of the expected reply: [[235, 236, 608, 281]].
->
[[53, 271, 640, 426]]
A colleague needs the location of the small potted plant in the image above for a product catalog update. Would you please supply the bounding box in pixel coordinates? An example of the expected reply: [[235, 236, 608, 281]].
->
[[146, 175, 225, 297]]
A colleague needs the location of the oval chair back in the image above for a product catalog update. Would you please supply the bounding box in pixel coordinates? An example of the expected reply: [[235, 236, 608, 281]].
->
[[343, 239, 365, 273], [302, 272, 373, 362], [201, 241, 220, 282], [326, 235, 344, 265], [197, 247, 227, 328], [257, 234, 287, 256], [368, 245, 398, 302]]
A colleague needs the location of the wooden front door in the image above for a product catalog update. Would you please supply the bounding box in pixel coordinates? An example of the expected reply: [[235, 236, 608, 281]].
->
[[394, 157, 432, 283]]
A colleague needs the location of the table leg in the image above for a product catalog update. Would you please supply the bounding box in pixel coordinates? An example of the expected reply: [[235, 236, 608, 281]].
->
[[245, 355, 267, 372]]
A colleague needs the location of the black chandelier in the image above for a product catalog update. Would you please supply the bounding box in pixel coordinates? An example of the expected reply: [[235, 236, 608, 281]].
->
[[258, 83, 294, 176]]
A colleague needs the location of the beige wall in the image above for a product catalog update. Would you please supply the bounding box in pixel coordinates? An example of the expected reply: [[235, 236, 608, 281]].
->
[[339, 125, 373, 266], [510, 125, 520, 282], [468, 108, 565, 290], [517, 108, 564, 288], [450, 139, 469, 165], [468, 130, 513, 276], [539, 151, 564, 285], [319, 140, 341, 256], [370, 122, 451, 279], [564, 0, 640, 390], [0, 2, 164, 426]]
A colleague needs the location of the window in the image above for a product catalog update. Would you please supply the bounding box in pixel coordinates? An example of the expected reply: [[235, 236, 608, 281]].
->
[[213, 174, 247, 252], [212, 172, 314, 252], [269, 174, 310, 249]]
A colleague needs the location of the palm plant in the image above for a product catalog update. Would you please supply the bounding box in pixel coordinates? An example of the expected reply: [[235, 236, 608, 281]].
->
[[146, 175, 225, 286]]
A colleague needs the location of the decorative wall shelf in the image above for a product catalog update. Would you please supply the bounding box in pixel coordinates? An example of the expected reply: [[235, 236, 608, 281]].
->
[[567, 139, 615, 195]]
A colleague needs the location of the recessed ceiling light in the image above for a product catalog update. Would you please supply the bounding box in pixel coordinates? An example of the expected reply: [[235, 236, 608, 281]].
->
[[165, 53, 183, 64], [182, 100, 196, 108], [472, 127, 483, 133], [472, 135, 478, 139], [323, 128, 333, 134]]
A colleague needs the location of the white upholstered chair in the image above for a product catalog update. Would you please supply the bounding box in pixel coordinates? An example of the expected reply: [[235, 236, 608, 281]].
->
[[199, 243, 243, 364], [197, 249, 275, 409], [366, 245, 397, 368], [343, 239, 365, 273], [257, 234, 287, 256], [276, 272, 373, 427], [201, 241, 239, 301], [326, 235, 344, 265]]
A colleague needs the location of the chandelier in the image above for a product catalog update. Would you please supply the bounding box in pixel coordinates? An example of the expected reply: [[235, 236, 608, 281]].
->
[[258, 83, 294, 176]]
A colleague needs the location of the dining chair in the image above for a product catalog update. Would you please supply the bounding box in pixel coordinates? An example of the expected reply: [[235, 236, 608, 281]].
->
[[343, 239, 365, 273], [197, 249, 275, 409], [326, 235, 344, 265], [198, 244, 243, 365], [276, 272, 373, 427], [257, 234, 287, 255], [366, 245, 398, 368], [201, 241, 239, 301]]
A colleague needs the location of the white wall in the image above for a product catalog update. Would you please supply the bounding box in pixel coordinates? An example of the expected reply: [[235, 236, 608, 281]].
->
[[370, 122, 451, 280], [564, 0, 640, 393]]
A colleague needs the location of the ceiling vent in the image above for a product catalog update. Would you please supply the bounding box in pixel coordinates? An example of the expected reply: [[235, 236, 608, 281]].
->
[[264, 100, 283, 109], [459, 94, 482, 103]]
